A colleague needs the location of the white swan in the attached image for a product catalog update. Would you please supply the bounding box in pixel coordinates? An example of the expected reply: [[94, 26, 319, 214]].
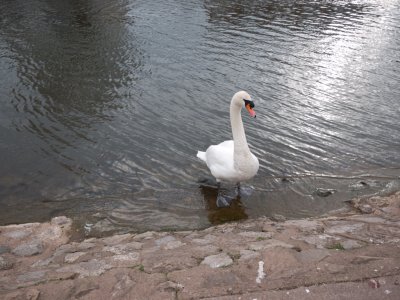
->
[[197, 91, 259, 197]]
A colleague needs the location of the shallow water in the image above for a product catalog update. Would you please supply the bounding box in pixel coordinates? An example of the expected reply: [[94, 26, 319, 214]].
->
[[1, 0, 399, 235]]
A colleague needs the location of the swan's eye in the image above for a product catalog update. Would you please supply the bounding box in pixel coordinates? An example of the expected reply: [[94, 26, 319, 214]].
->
[[244, 99, 254, 108]]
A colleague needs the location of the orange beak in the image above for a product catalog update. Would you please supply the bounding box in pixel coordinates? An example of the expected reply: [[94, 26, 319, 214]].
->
[[246, 103, 256, 118]]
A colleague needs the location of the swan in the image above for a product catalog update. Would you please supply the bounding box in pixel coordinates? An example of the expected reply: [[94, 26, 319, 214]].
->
[[197, 91, 259, 205]]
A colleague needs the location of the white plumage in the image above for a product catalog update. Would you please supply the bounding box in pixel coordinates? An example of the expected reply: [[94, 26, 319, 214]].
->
[[197, 91, 259, 185]]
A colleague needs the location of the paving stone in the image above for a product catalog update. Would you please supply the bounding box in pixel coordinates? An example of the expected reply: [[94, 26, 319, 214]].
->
[[0, 256, 14, 270], [109, 252, 140, 267], [191, 238, 212, 245], [77, 242, 96, 250], [238, 231, 273, 239], [17, 270, 47, 283], [51, 216, 71, 226], [248, 239, 294, 251], [0, 245, 11, 254], [191, 244, 220, 259], [201, 253, 233, 268], [37, 226, 62, 240], [102, 234, 132, 245], [295, 249, 330, 263], [64, 252, 86, 263], [341, 239, 363, 250], [163, 240, 185, 250], [25, 288, 41, 300], [155, 236, 176, 246], [12, 240, 44, 256], [295, 234, 339, 249], [284, 219, 323, 233], [31, 257, 54, 268], [103, 241, 143, 254], [111, 274, 135, 298], [239, 250, 260, 261], [271, 214, 287, 222], [325, 223, 364, 235], [56, 259, 112, 278], [3, 230, 32, 239], [133, 231, 155, 241], [157, 281, 184, 292]]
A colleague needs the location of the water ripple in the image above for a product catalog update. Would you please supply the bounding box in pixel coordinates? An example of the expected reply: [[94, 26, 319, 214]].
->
[[0, 0, 399, 233]]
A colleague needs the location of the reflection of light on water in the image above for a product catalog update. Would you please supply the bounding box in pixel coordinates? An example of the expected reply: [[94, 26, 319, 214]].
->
[[1, 0, 399, 233]]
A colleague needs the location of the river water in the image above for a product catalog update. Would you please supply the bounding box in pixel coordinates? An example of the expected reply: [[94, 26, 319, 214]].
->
[[1, 0, 399, 235]]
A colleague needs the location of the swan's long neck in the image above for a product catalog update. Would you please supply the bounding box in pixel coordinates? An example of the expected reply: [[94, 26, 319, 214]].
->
[[230, 100, 251, 158]]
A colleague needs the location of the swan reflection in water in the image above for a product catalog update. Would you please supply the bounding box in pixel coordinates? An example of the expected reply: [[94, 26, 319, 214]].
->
[[199, 181, 248, 225]]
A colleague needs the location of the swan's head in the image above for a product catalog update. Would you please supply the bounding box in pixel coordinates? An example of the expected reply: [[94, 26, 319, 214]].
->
[[233, 91, 256, 118]]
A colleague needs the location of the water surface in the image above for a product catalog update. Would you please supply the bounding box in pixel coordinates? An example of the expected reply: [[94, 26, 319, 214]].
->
[[1, 0, 399, 235]]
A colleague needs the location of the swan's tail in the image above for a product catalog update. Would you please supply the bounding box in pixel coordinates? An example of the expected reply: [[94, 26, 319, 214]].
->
[[196, 151, 206, 163]]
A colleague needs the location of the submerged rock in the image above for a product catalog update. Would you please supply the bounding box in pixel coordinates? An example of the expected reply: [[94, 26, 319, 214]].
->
[[314, 188, 336, 197]]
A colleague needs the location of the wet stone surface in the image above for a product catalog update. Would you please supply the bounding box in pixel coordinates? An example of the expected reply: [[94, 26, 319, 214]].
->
[[0, 192, 399, 299]]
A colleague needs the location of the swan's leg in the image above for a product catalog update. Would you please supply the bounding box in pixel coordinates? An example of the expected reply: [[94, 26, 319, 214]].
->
[[236, 182, 254, 197], [216, 182, 234, 208], [235, 182, 241, 197]]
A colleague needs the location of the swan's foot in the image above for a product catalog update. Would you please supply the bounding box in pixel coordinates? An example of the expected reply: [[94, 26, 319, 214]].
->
[[236, 184, 254, 197], [216, 194, 234, 208]]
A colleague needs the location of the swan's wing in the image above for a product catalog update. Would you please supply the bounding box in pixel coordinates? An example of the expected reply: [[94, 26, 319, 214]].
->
[[196, 151, 206, 162], [205, 140, 235, 180]]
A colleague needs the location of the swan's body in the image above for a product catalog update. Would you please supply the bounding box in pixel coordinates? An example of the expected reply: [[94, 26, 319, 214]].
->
[[197, 91, 259, 184]]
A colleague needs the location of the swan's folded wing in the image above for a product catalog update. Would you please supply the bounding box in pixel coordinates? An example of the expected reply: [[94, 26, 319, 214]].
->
[[205, 141, 235, 180]]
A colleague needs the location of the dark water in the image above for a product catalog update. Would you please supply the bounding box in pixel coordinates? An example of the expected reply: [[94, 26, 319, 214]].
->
[[1, 0, 399, 236]]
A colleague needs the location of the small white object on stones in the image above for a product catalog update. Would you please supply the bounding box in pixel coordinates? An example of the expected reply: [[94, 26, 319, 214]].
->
[[256, 261, 266, 283]]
